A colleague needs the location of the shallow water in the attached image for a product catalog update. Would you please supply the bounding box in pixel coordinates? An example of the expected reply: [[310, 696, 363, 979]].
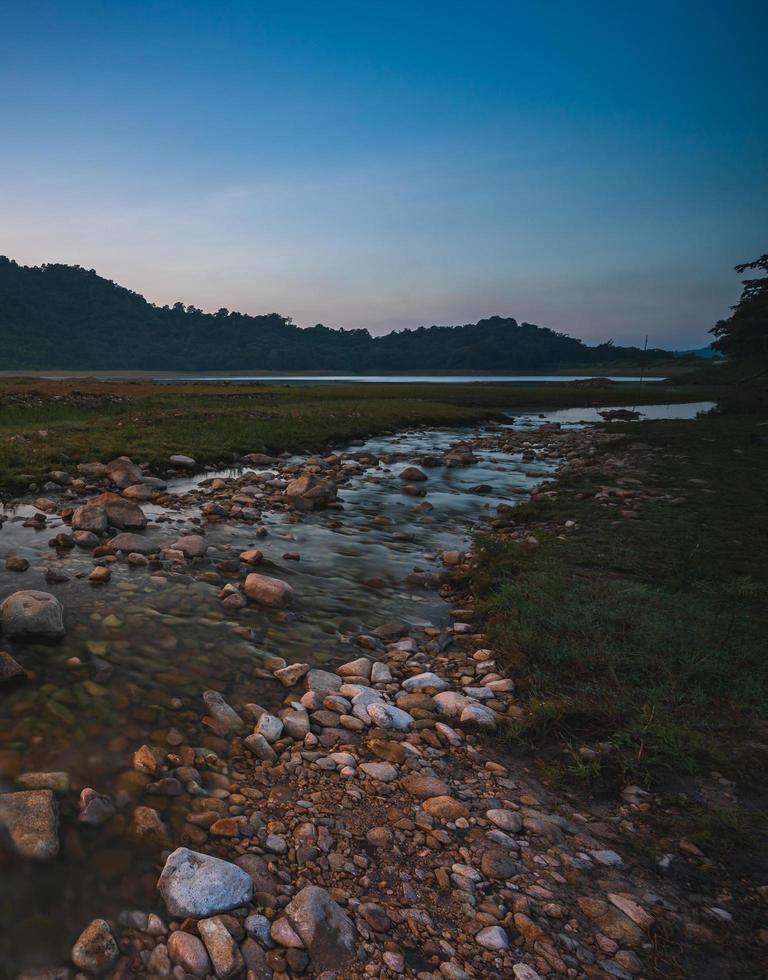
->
[[0, 400, 711, 973]]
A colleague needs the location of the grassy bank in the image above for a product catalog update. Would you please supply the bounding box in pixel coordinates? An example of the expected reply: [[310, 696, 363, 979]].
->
[[0, 376, 719, 486], [473, 410, 768, 792]]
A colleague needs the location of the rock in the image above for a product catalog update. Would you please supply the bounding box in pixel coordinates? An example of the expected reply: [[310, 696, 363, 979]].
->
[[476, 925, 509, 950], [78, 787, 116, 826], [423, 796, 469, 820], [171, 534, 208, 558], [122, 483, 157, 501], [271, 917, 304, 948], [370, 661, 392, 683], [305, 669, 341, 694], [245, 572, 294, 608], [198, 916, 245, 979], [284, 885, 356, 972], [244, 733, 277, 761], [157, 847, 253, 917], [460, 703, 497, 730], [167, 931, 212, 977], [401, 774, 449, 799], [5, 557, 30, 572], [282, 708, 310, 739], [202, 690, 244, 732], [107, 532, 156, 555], [512, 965, 542, 980], [433, 691, 471, 718], [106, 456, 143, 489], [89, 565, 111, 584], [0, 650, 27, 687], [254, 712, 283, 743], [360, 902, 391, 932], [0, 790, 59, 859], [71, 919, 119, 974], [274, 662, 309, 687], [359, 761, 398, 782], [73, 530, 99, 549], [399, 466, 427, 481], [480, 848, 518, 879], [486, 808, 522, 833], [129, 805, 171, 848], [71, 503, 108, 533], [367, 702, 413, 731], [170, 454, 197, 468], [89, 491, 148, 529], [285, 474, 337, 511], [77, 461, 109, 478], [16, 771, 70, 792], [0, 591, 65, 639], [337, 657, 372, 678], [239, 549, 264, 565], [576, 897, 644, 946], [402, 671, 450, 693]]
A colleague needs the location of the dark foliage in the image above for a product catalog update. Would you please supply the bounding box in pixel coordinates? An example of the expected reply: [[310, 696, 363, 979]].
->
[[711, 253, 768, 362], [0, 257, 678, 371]]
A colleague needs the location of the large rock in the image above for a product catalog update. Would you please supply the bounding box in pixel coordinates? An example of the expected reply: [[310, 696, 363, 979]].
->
[[107, 532, 156, 556], [71, 919, 119, 974], [245, 572, 294, 608], [284, 474, 337, 511], [0, 790, 59, 859], [0, 591, 65, 639], [284, 885, 356, 972], [89, 492, 147, 530], [71, 503, 108, 534], [170, 535, 208, 558], [106, 456, 143, 489], [157, 847, 253, 917]]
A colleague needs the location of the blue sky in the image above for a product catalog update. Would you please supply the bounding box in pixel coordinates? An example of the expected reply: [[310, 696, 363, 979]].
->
[[1, 1, 765, 347]]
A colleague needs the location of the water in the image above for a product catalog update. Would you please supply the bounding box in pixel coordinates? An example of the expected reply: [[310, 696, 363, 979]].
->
[[0, 400, 710, 972], [7, 371, 666, 384]]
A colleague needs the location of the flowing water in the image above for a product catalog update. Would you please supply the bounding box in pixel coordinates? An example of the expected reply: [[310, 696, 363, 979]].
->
[[0, 401, 714, 973]]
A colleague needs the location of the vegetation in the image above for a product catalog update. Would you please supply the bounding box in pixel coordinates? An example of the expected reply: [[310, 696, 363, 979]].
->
[[711, 253, 768, 364], [0, 376, 719, 486], [0, 256, 702, 372], [474, 409, 768, 788]]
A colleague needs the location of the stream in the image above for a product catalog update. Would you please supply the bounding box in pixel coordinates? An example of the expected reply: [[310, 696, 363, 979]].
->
[[0, 400, 714, 974]]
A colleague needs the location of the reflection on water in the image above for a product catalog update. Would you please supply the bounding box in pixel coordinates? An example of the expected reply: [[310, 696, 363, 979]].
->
[[0, 401, 712, 972]]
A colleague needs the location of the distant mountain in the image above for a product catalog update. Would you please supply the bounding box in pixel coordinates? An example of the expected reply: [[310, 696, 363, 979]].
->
[[675, 346, 722, 359], [0, 257, 691, 372]]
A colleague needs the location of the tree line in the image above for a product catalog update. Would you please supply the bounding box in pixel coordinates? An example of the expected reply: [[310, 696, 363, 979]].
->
[[0, 257, 689, 372]]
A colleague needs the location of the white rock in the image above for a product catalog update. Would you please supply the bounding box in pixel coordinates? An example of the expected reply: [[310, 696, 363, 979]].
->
[[254, 713, 283, 743], [402, 671, 450, 693], [157, 848, 253, 917], [475, 925, 509, 950], [367, 702, 413, 731]]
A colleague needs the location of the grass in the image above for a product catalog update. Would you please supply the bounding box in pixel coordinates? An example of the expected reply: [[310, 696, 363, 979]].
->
[[0, 376, 722, 486], [474, 410, 768, 787]]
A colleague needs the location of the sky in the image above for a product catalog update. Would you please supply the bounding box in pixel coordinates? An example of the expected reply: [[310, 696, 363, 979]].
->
[[1, 1, 766, 348]]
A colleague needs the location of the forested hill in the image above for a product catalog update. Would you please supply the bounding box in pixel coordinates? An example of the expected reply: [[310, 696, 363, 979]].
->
[[0, 257, 681, 371]]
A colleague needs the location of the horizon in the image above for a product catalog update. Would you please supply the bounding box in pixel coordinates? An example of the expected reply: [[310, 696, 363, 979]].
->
[[2, 1, 766, 348]]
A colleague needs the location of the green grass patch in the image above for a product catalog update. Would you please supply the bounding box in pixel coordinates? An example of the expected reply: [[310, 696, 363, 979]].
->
[[0, 377, 721, 485], [475, 411, 768, 784]]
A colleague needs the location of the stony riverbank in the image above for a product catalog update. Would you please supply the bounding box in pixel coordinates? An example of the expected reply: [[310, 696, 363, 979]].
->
[[1, 414, 763, 979]]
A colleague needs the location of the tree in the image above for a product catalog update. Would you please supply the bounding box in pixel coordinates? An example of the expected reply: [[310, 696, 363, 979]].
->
[[710, 254, 768, 360]]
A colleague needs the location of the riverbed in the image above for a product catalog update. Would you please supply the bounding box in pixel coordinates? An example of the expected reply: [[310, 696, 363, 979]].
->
[[0, 401, 714, 973]]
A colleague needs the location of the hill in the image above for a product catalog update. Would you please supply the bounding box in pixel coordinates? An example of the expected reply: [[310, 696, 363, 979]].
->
[[0, 257, 688, 372]]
